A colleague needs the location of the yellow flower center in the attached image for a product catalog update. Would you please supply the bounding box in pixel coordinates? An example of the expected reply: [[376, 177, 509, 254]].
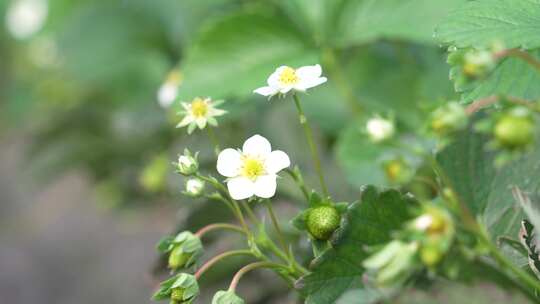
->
[[279, 67, 299, 85], [190, 98, 208, 118], [240, 156, 265, 180]]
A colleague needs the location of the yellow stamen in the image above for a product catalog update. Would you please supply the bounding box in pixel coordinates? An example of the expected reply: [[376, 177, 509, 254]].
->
[[279, 67, 299, 85], [240, 156, 265, 180], [190, 98, 208, 118]]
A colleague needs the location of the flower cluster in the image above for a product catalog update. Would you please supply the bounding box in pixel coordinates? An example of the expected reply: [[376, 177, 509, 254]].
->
[[153, 64, 328, 304]]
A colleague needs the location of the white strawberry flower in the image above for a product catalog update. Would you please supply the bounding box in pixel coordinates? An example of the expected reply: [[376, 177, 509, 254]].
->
[[177, 97, 227, 134], [366, 117, 395, 143], [216, 135, 290, 200], [254, 64, 327, 98]]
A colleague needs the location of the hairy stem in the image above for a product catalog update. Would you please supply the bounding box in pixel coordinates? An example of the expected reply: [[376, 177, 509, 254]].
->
[[495, 48, 540, 72], [195, 250, 253, 279], [228, 261, 288, 292], [285, 168, 310, 202], [292, 94, 329, 198], [206, 127, 220, 156], [195, 223, 245, 238]]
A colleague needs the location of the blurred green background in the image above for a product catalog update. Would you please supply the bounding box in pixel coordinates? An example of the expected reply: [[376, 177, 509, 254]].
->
[[2, 0, 517, 303]]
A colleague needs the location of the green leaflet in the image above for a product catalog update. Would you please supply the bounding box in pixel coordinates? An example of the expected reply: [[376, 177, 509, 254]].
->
[[297, 186, 416, 304], [334, 0, 467, 47], [436, 124, 540, 261], [461, 51, 540, 103], [435, 0, 540, 50]]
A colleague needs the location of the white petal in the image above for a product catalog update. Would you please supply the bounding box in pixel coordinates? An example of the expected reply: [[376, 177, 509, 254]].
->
[[177, 115, 194, 128], [242, 134, 271, 156], [253, 175, 277, 198], [196, 117, 207, 129], [296, 77, 327, 91], [296, 64, 322, 79], [180, 102, 190, 110], [266, 150, 290, 174], [279, 85, 294, 94], [210, 108, 227, 117], [227, 177, 255, 200], [217, 148, 242, 177], [254, 86, 278, 96], [267, 66, 288, 86]]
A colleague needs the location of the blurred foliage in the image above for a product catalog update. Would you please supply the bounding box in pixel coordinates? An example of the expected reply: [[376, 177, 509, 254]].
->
[[3, 0, 540, 302]]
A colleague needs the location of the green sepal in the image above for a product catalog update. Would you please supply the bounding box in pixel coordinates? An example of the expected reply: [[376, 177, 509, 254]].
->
[[211, 290, 245, 304], [291, 209, 310, 231], [157, 236, 175, 253], [170, 273, 199, 301], [152, 275, 180, 300]]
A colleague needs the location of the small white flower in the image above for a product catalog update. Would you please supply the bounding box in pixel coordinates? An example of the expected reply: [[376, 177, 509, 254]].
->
[[185, 178, 205, 197], [216, 134, 290, 200], [5, 0, 48, 40], [157, 70, 182, 108], [254, 64, 327, 98], [366, 117, 395, 142], [177, 97, 227, 134]]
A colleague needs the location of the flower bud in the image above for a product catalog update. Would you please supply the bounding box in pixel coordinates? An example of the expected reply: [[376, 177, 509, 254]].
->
[[494, 107, 535, 149], [176, 150, 199, 175], [462, 49, 495, 79], [366, 117, 395, 143], [152, 273, 199, 303], [363, 240, 418, 286], [167, 231, 203, 270], [184, 178, 205, 197], [306, 205, 341, 240], [429, 102, 467, 136], [212, 290, 245, 304], [169, 273, 199, 304], [168, 246, 191, 270]]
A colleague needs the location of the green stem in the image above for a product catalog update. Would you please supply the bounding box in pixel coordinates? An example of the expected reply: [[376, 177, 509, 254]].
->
[[206, 127, 220, 155], [292, 94, 329, 198], [195, 223, 245, 238], [195, 250, 253, 279], [241, 201, 262, 226], [285, 168, 310, 202], [265, 200, 290, 261], [228, 261, 289, 292]]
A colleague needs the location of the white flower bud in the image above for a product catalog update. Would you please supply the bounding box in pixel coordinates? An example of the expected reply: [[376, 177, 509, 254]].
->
[[185, 178, 205, 197], [176, 150, 198, 175], [366, 117, 395, 142]]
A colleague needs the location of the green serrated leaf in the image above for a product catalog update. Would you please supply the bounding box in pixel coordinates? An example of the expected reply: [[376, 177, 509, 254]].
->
[[297, 186, 416, 304], [435, 0, 540, 49], [334, 0, 467, 47], [461, 51, 540, 103]]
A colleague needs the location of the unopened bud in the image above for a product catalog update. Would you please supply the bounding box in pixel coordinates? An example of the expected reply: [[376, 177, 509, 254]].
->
[[176, 150, 199, 175], [184, 178, 205, 197]]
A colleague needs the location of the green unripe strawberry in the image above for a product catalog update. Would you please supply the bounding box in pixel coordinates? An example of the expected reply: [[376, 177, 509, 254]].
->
[[306, 206, 340, 240], [168, 246, 190, 270], [494, 114, 534, 149], [171, 288, 185, 302]]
